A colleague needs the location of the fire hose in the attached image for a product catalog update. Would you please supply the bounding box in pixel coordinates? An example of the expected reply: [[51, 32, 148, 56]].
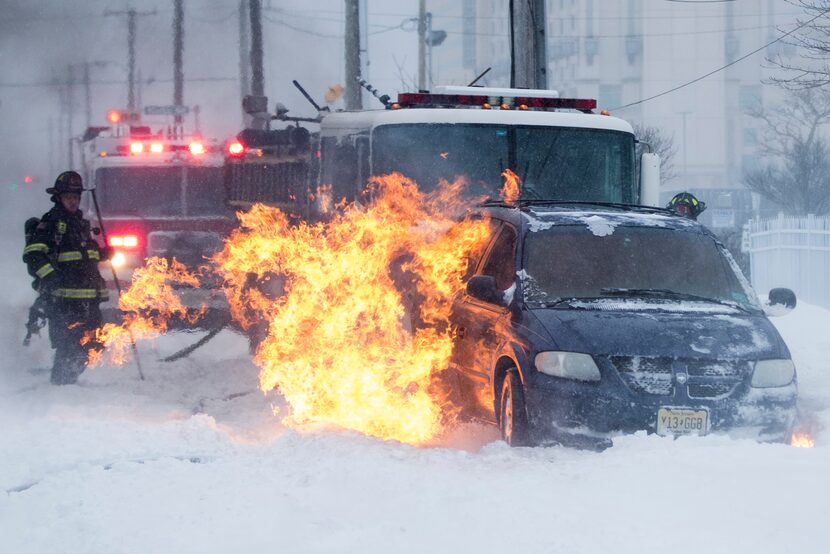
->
[[89, 187, 145, 381], [160, 325, 225, 363]]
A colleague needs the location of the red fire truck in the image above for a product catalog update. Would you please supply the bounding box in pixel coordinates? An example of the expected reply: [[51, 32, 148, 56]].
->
[[79, 110, 235, 322]]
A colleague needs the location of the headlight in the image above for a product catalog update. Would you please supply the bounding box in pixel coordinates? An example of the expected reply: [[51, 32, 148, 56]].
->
[[535, 351, 601, 382], [751, 359, 795, 388]]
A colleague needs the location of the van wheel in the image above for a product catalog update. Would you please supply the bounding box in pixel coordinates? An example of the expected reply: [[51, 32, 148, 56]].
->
[[499, 370, 530, 446]]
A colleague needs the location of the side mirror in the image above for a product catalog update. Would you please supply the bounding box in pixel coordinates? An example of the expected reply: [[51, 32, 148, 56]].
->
[[639, 152, 661, 207], [466, 275, 505, 306], [764, 287, 797, 317]]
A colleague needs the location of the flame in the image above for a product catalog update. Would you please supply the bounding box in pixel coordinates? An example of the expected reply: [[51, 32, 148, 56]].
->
[[500, 168, 521, 204], [313, 183, 334, 215], [213, 173, 490, 444], [87, 257, 205, 366], [790, 432, 815, 448]]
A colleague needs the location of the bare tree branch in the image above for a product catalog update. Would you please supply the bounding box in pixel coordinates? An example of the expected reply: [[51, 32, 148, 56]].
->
[[744, 88, 830, 215], [768, 1, 830, 88], [632, 123, 677, 183]]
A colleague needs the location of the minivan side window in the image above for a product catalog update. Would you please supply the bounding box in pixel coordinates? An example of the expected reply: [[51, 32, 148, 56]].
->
[[480, 225, 517, 289]]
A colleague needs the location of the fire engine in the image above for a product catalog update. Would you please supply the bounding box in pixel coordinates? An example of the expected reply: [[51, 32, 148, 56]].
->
[[224, 125, 317, 220], [229, 84, 660, 214], [79, 110, 234, 321], [316, 85, 660, 207]]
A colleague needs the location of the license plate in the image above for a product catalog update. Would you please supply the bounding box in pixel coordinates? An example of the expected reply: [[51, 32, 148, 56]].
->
[[657, 408, 708, 436]]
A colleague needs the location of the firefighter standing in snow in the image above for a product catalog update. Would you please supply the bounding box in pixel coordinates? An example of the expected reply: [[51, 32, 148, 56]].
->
[[22, 171, 112, 384]]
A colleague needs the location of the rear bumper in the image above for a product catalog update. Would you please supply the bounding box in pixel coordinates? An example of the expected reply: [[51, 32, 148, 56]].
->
[[100, 286, 232, 329], [523, 371, 797, 448]]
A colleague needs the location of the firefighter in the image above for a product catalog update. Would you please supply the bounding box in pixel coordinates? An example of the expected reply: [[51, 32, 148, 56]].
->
[[667, 192, 706, 220], [22, 171, 112, 385]]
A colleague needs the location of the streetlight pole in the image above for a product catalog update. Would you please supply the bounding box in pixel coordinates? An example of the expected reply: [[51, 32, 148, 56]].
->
[[427, 12, 433, 90], [418, 0, 426, 90]]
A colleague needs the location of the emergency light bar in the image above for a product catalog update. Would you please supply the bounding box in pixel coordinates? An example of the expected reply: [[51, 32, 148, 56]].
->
[[432, 85, 561, 98], [395, 92, 596, 112], [113, 142, 214, 155]]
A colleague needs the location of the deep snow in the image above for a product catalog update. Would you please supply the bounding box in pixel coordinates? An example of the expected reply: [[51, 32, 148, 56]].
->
[[1, 232, 829, 553]]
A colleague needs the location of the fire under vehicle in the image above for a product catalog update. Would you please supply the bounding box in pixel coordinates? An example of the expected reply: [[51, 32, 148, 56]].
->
[[79, 112, 234, 324]]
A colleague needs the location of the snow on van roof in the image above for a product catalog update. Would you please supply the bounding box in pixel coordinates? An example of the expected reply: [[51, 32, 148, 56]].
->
[[521, 208, 696, 234], [321, 108, 634, 135]]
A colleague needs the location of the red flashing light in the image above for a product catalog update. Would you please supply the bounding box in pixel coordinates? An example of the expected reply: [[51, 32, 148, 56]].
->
[[189, 141, 205, 155], [228, 141, 245, 156], [396, 92, 597, 112], [149, 142, 164, 153], [129, 142, 144, 154], [109, 235, 139, 248], [23, 175, 33, 184]]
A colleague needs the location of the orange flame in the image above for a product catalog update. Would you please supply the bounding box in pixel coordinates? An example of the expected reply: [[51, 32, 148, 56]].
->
[[213, 173, 490, 444], [500, 169, 521, 204], [313, 184, 334, 215], [87, 257, 205, 366], [790, 432, 815, 448]]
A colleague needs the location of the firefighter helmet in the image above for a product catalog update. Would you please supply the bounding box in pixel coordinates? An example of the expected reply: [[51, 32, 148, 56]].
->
[[46, 171, 84, 196], [667, 192, 706, 220]]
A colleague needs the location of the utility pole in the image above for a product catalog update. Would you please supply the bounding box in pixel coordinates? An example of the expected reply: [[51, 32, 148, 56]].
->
[[66, 64, 75, 169], [173, 0, 185, 126], [238, 0, 251, 124], [104, 7, 156, 111], [509, 0, 547, 89], [359, 0, 370, 107], [344, 0, 362, 110], [83, 63, 92, 129], [249, 0, 264, 98], [418, 0, 426, 90]]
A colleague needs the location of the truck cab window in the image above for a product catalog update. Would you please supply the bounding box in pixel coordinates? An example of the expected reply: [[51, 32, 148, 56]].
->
[[320, 135, 361, 202]]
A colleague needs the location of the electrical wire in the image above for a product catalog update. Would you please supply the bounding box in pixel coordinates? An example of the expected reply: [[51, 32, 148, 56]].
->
[[611, 10, 827, 111]]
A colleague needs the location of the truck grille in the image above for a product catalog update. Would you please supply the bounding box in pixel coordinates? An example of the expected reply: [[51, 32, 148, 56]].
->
[[611, 356, 673, 396], [611, 357, 747, 398]]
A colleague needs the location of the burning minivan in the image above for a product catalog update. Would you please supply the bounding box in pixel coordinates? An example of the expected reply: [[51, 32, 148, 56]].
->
[[449, 202, 798, 448]]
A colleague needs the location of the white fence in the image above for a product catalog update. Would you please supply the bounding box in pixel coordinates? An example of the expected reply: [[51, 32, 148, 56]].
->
[[744, 215, 830, 310]]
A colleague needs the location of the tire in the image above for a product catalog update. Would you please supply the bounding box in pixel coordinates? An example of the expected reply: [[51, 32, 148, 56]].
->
[[499, 370, 531, 446]]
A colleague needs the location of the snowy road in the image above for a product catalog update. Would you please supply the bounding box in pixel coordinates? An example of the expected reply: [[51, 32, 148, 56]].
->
[[2, 235, 829, 553]]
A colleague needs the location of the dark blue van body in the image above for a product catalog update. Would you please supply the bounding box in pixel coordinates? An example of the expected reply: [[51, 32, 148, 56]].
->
[[449, 205, 797, 448]]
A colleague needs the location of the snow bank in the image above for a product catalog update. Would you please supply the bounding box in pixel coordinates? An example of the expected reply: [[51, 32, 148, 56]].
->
[[2, 238, 830, 553]]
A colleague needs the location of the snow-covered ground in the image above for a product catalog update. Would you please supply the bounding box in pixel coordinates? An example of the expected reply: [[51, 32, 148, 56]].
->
[[1, 231, 829, 553]]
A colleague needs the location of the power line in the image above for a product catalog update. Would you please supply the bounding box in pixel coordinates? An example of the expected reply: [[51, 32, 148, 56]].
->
[[445, 22, 792, 40], [279, 7, 803, 22], [612, 11, 826, 111]]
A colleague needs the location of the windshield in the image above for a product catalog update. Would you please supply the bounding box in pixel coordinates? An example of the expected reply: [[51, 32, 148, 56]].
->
[[371, 124, 636, 202], [96, 167, 228, 217], [522, 225, 758, 310]]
